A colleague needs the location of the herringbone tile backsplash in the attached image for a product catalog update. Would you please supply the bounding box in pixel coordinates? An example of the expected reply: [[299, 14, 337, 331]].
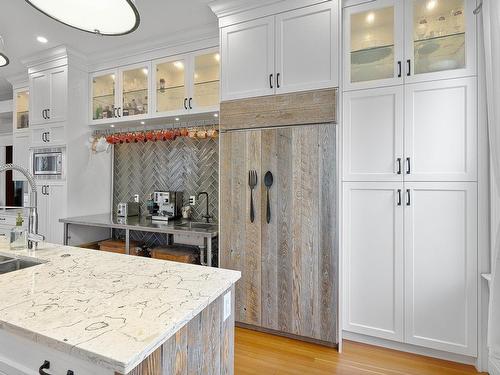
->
[[113, 137, 219, 224]]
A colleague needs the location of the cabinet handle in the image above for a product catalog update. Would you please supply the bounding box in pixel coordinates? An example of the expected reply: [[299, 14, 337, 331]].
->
[[406, 157, 411, 174], [39, 360, 51, 375], [189, 97, 193, 110], [396, 158, 402, 175], [277, 73, 281, 88], [269, 74, 273, 89], [113, 107, 117, 118], [41, 132, 46, 142], [397, 189, 402, 206], [406, 189, 411, 206], [46, 185, 50, 196], [117, 107, 122, 117], [67, 371, 74, 375], [407, 59, 411, 76], [184, 98, 188, 110], [42, 110, 45, 119], [397, 61, 402, 78]]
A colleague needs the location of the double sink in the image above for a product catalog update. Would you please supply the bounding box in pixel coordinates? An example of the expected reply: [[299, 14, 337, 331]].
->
[[0, 255, 44, 275]]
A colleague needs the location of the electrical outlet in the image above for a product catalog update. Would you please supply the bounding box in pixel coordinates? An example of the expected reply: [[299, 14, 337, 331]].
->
[[223, 291, 231, 321], [189, 196, 196, 206], [133, 194, 139, 203]]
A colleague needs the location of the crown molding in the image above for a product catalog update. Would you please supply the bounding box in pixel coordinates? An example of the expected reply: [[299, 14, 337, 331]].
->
[[209, 0, 330, 27], [87, 23, 219, 72], [21, 45, 88, 74], [209, 0, 283, 18], [5, 72, 28, 89]]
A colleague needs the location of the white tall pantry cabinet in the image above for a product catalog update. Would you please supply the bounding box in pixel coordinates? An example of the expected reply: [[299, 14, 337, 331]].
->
[[342, 0, 478, 358]]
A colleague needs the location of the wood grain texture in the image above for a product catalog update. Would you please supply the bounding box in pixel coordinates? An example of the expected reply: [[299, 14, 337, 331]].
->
[[220, 124, 338, 345], [220, 131, 262, 326], [119, 291, 235, 375], [220, 89, 337, 130], [234, 328, 485, 375]]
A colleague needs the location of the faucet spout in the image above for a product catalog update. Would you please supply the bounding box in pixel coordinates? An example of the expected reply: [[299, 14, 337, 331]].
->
[[197, 192, 212, 223], [0, 164, 43, 249]]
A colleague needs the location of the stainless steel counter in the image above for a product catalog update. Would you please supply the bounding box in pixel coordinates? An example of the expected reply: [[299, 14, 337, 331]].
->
[[59, 214, 218, 266]]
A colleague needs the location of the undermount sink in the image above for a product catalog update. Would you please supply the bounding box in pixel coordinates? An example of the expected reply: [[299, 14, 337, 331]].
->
[[176, 222, 217, 230], [0, 255, 44, 275]]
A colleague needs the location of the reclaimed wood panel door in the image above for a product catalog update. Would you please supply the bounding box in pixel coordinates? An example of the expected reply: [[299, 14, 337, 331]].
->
[[220, 131, 262, 326], [220, 124, 337, 344], [260, 125, 337, 343]]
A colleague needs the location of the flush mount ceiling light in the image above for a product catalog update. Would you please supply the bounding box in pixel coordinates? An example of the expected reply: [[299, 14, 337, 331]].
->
[[0, 37, 9, 67], [25, 0, 140, 36]]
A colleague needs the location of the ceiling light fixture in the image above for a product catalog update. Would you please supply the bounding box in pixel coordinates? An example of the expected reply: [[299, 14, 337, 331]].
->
[[214, 53, 220, 62], [0, 37, 9, 67], [366, 12, 375, 24], [25, 0, 140, 36], [36, 36, 48, 44], [174, 61, 184, 70]]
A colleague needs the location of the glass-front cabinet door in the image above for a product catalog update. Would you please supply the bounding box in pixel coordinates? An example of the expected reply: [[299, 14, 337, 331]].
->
[[14, 88, 29, 131], [153, 57, 188, 116], [91, 70, 117, 123], [405, 0, 476, 82], [190, 50, 220, 113], [119, 63, 151, 119], [344, 0, 404, 90]]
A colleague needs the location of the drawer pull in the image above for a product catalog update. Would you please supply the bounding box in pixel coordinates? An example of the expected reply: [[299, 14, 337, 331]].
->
[[39, 360, 51, 375]]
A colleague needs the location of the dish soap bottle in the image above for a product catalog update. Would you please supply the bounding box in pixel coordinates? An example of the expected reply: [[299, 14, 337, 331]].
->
[[10, 213, 26, 250]]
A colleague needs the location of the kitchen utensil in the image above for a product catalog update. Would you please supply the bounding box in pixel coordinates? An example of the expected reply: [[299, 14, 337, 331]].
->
[[264, 171, 273, 223], [248, 170, 257, 223]]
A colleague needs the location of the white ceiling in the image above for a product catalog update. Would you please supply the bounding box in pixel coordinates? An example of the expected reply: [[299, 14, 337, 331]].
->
[[0, 0, 218, 100]]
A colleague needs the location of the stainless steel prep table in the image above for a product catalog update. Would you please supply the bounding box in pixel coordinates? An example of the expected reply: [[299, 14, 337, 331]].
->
[[59, 214, 218, 266]]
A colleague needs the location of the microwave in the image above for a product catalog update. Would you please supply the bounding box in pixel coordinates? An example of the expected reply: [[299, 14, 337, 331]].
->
[[32, 151, 63, 176]]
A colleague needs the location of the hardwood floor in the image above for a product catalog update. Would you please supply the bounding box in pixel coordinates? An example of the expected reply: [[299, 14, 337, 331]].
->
[[235, 328, 485, 375]]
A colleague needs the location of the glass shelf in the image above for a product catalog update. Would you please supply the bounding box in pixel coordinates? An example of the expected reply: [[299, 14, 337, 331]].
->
[[414, 32, 465, 74]]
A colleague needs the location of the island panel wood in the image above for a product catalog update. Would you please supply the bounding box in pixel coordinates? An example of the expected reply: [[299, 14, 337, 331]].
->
[[118, 288, 235, 375], [220, 89, 337, 130], [220, 124, 338, 345]]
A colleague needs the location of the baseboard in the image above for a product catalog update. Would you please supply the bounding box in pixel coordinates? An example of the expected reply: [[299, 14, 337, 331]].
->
[[343, 331, 477, 366], [236, 322, 338, 348], [490, 357, 500, 375]]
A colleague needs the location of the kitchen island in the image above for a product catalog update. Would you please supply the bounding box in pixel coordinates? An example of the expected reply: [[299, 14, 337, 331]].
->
[[0, 240, 239, 375]]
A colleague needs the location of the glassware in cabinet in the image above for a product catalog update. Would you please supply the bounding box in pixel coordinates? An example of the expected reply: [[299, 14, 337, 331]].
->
[[15, 89, 29, 130], [155, 59, 187, 113], [121, 65, 150, 118], [92, 73, 116, 121]]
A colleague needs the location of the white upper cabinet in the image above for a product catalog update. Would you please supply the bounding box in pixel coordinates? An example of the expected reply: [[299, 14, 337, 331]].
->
[[30, 65, 68, 125], [344, 0, 404, 90], [13, 88, 30, 132], [275, 2, 338, 94], [405, 0, 476, 83], [221, 16, 275, 101], [343, 86, 404, 181], [404, 182, 477, 355], [90, 48, 219, 124], [90, 69, 119, 124], [404, 77, 477, 181], [153, 49, 220, 117], [221, 1, 339, 101], [343, 182, 404, 341], [344, 0, 476, 90], [119, 62, 151, 120]]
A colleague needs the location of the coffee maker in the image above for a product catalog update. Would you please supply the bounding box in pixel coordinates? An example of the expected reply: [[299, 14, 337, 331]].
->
[[151, 191, 183, 221]]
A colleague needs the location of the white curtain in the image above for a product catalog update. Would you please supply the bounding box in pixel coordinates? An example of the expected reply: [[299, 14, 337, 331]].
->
[[482, 0, 500, 366]]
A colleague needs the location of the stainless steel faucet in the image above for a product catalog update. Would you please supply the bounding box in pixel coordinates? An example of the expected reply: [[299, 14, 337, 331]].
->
[[197, 192, 212, 223], [0, 164, 44, 249]]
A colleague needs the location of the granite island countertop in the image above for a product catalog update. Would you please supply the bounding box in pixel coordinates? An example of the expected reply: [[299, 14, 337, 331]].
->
[[0, 241, 240, 374]]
